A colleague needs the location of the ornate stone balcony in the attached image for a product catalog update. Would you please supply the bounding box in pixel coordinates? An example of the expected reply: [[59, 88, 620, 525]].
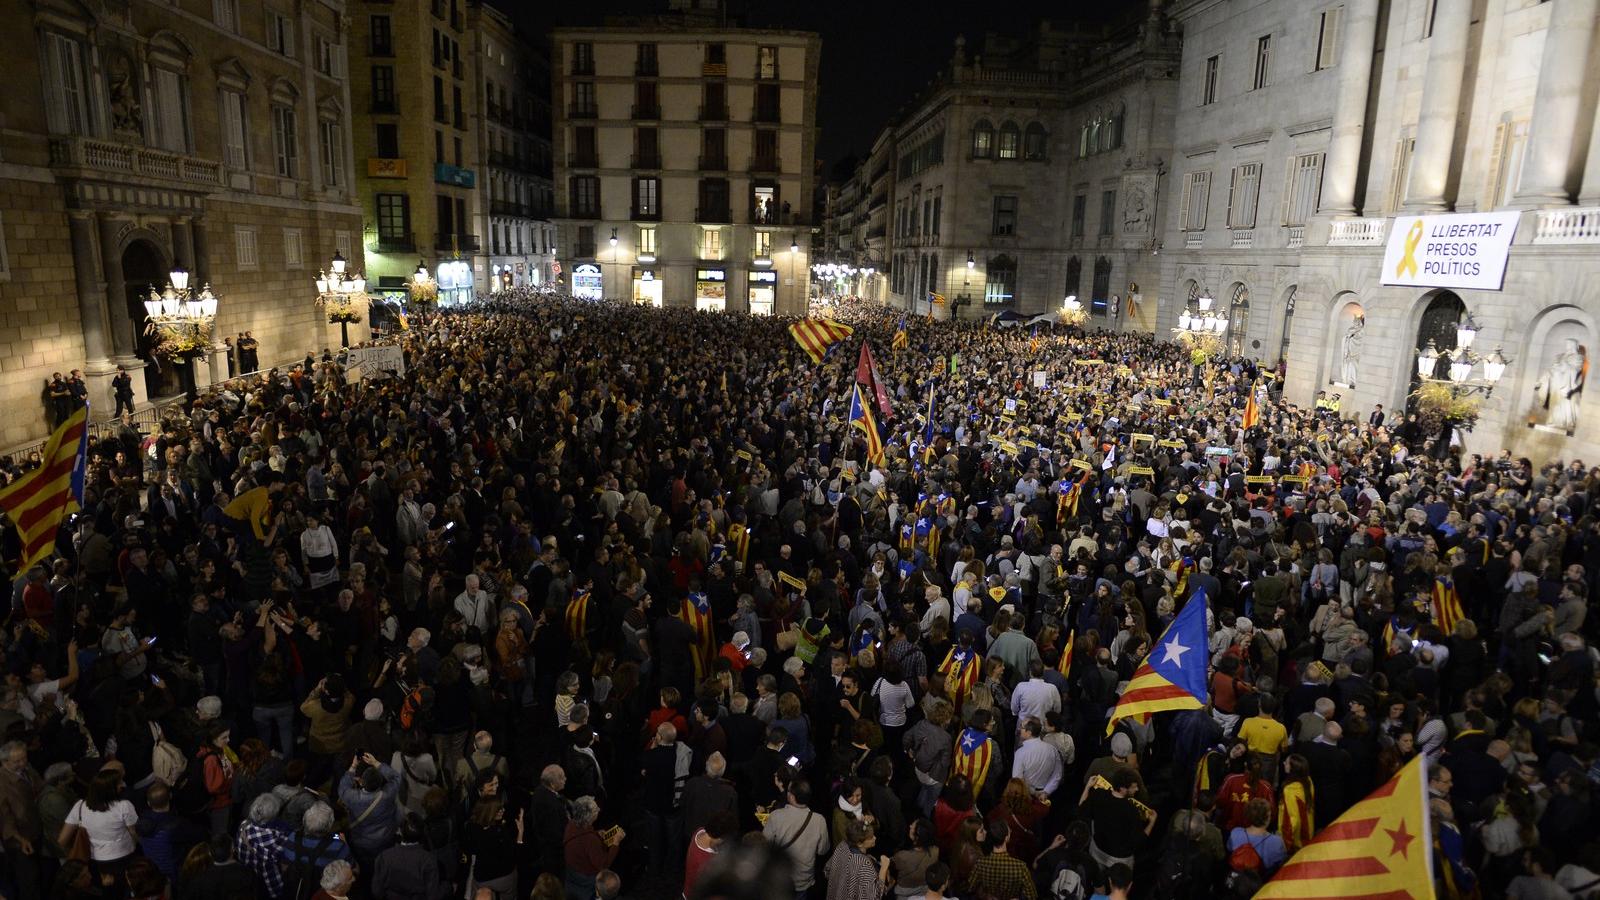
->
[[49, 136, 222, 188]]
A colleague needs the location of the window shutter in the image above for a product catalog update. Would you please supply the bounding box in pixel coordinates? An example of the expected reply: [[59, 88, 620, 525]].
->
[[1386, 137, 1413, 214], [1318, 7, 1342, 70], [1226, 167, 1238, 227], [283, 22, 295, 59], [1179, 175, 1192, 230], [1280, 156, 1297, 225]]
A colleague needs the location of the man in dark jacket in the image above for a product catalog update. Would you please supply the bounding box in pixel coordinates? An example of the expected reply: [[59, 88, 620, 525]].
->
[[679, 752, 738, 840], [371, 816, 442, 900], [530, 765, 571, 877], [182, 835, 260, 898]]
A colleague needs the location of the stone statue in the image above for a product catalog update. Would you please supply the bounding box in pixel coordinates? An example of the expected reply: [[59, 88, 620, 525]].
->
[[107, 55, 142, 135], [1340, 315, 1364, 385], [1535, 338, 1587, 432]]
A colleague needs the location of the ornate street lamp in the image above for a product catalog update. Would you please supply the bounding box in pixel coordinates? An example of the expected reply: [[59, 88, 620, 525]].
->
[[1060, 295, 1087, 327], [408, 259, 439, 310], [314, 250, 369, 348], [1411, 309, 1511, 447], [143, 265, 218, 403]]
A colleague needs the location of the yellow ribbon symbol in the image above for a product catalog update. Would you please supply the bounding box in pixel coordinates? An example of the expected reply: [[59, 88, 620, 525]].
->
[[1395, 219, 1424, 279]]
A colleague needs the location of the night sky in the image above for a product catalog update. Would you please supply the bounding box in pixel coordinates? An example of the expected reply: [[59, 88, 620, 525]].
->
[[500, 0, 1144, 174]]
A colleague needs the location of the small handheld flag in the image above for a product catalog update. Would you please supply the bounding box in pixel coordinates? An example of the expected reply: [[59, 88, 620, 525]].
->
[[892, 317, 909, 350], [1242, 381, 1261, 430]]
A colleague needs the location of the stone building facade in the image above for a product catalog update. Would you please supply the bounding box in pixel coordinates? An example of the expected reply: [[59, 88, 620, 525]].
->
[[0, 0, 361, 445], [1159, 0, 1600, 461], [550, 17, 820, 315]]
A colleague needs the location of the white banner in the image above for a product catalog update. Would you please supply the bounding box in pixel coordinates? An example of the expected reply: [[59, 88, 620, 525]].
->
[[1379, 211, 1521, 291], [346, 345, 406, 381]]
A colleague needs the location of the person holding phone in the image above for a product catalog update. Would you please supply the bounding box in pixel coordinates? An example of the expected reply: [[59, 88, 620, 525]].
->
[[100, 606, 150, 683]]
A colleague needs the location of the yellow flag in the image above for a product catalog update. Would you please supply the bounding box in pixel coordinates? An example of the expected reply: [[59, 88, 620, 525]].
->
[[1255, 755, 1433, 900]]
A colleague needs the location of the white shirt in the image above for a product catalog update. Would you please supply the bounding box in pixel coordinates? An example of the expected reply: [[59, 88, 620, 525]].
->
[[66, 799, 138, 861]]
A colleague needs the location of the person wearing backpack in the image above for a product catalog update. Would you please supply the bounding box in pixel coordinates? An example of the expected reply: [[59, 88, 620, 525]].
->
[[1225, 798, 1286, 878], [337, 751, 402, 868], [277, 801, 352, 900]]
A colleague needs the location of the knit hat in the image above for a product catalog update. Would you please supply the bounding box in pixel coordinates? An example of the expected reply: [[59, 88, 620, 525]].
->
[[364, 699, 384, 721], [1110, 733, 1133, 759]]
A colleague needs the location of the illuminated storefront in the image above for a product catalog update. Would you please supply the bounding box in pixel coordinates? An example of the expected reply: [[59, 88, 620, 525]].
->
[[748, 269, 776, 316], [437, 260, 475, 307], [571, 263, 603, 301], [695, 268, 727, 312], [632, 268, 662, 306]]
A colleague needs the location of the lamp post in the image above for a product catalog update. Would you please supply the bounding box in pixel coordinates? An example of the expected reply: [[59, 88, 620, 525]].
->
[[790, 234, 799, 310], [142, 265, 219, 404], [314, 250, 369, 348], [1171, 290, 1228, 401], [609, 228, 619, 299], [1412, 312, 1510, 454], [407, 259, 438, 315]]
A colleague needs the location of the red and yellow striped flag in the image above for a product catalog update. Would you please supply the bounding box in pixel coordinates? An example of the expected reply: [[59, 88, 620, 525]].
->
[[565, 589, 591, 641], [1241, 383, 1261, 430], [0, 406, 87, 571], [787, 318, 854, 364], [950, 726, 994, 796], [1256, 755, 1433, 900], [683, 591, 716, 681], [1057, 629, 1075, 677], [1431, 576, 1465, 635]]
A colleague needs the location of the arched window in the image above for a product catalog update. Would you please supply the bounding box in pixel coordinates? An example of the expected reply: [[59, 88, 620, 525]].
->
[[1227, 282, 1251, 356], [1024, 122, 1047, 160], [1064, 256, 1082, 298], [997, 121, 1020, 159], [971, 119, 993, 158]]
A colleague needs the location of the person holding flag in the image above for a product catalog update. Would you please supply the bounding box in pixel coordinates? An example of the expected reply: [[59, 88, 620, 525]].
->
[[1106, 586, 1210, 735], [848, 384, 886, 468], [892, 316, 909, 350]]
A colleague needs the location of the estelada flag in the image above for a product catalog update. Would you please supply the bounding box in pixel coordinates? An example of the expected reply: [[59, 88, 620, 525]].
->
[[1107, 586, 1209, 734], [1432, 575, 1465, 635], [892, 317, 909, 350], [1256, 755, 1434, 900], [788, 318, 854, 364]]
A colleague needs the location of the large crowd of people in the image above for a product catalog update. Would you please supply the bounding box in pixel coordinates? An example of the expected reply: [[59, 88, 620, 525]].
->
[[1, 288, 1598, 900]]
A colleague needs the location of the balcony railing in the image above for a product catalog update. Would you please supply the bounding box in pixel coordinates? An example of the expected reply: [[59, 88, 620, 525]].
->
[[1285, 225, 1306, 249], [1328, 217, 1388, 246], [753, 105, 780, 124], [631, 207, 662, 222], [490, 201, 530, 217], [569, 206, 600, 221], [568, 153, 599, 168], [370, 232, 416, 253], [434, 233, 480, 252], [750, 155, 780, 174], [698, 155, 728, 171], [631, 104, 660, 120], [636, 60, 659, 76], [1184, 232, 1203, 249], [567, 103, 597, 119], [370, 96, 399, 114], [702, 62, 727, 77], [1230, 228, 1255, 248], [575, 243, 596, 258], [571, 60, 594, 76], [631, 153, 662, 169], [697, 206, 732, 224], [699, 104, 728, 121], [49, 136, 223, 187], [1533, 207, 1600, 244]]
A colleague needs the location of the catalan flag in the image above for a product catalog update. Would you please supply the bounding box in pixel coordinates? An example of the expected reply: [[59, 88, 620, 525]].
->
[[565, 588, 592, 641], [0, 406, 88, 572], [950, 725, 995, 797], [1255, 755, 1433, 900], [1431, 575, 1465, 635], [725, 522, 750, 567], [927, 291, 946, 307], [683, 590, 717, 680], [1242, 381, 1261, 430], [1029, 324, 1041, 354], [1058, 629, 1075, 677], [1171, 556, 1198, 597], [788, 318, 854, 364], [1107, 586, 1209, 734], [849, 384, 886, 467], [1057, 474, 1087, 527], [938, 645, 981, 708], [892, 317, 908, 350]]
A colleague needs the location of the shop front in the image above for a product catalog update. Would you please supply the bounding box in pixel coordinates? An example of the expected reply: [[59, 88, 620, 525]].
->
[[437, 259, 475, 307], [748, 269, 776, 316], [696, 268, 727, 312], [632, 267, 662, 306], [571, 263, 603, 301]]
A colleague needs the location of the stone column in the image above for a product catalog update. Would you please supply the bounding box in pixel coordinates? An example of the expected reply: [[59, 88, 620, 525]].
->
[[1511, 0, 1600, 207], [1403, 0, 1473, 212], [97, 214, 139, 361], [1321, 0, 1381, 216], [70, 211, 117, 417]]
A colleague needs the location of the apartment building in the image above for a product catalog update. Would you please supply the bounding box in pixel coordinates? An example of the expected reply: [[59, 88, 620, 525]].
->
[[550, 18, 821, 314]]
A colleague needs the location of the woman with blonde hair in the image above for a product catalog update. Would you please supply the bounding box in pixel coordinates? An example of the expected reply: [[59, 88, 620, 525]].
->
[[986, 778, 1047, 861]]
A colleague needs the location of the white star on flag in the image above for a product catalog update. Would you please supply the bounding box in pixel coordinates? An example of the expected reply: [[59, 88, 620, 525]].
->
[[1162, 636, 1190, 668], [962, 732, 978, 751]]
